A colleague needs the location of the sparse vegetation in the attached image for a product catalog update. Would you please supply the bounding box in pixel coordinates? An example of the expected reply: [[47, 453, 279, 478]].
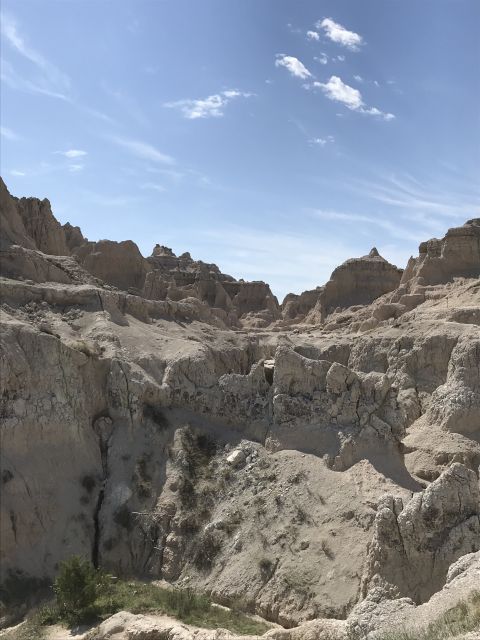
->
[[181, 428, 217, 478], [1, 569, 271, 638], [134, 454, 153, 498], [258, 557, 274, 581], [0, 572, 50, 613], [193, 530, 221, 570], [372, 591, 480, 640], [53, 556, 104, 624]]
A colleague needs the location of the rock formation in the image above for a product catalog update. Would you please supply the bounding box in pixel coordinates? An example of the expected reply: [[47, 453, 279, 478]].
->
[[280, 248, 402, 324], [1, 177, 479, 638]]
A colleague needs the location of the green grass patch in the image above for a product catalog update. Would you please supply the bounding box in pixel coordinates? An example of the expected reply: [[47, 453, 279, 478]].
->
[[2, 579, 270, 638], [375, 591, 480, 640], [92, 580, 271, 635]]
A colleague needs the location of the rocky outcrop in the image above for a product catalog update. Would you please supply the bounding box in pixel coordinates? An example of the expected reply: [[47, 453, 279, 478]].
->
[[144, 245, 281, 326], [73, 239, 152, 292], [0, 178, 36, 250], [1, 180, 480, 634], [361, 463, 480, 603], [16, 194, 70, 256], [299, 249, 402, 324], [281, 287, 321, 322], [401, 218, 480, 287]]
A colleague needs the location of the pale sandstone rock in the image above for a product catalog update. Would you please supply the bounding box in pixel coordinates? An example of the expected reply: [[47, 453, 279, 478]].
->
[[361, 463, 480, 603], [1, 181, 480, 635]]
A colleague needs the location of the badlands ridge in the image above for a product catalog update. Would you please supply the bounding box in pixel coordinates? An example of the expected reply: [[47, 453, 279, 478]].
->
[[0, 176, 479, 639]]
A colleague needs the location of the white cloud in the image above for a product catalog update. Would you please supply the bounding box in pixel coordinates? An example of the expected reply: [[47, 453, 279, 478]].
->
[[108, 135, 175, 164], [314, 53, 329, 65], [57, 149, 87, 158], [10, 169, 26, 176], [354, 75, 363, 83], [313, 76, 395, 120], [68, 164, 84, 172], [314, 76, 363, 110], [164, 90, 251, 119], [335, 55, 346, 62], [306, 30, 320, 41], [275, 54, 312, 79], [363, 107, 395, 121], [309, 135, 334, 146], [0, 126, 19, 140], [317, 17, 363, 51]]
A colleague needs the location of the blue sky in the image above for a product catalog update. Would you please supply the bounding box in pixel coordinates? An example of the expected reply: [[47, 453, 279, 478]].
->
[[1, 0, 479, 300]]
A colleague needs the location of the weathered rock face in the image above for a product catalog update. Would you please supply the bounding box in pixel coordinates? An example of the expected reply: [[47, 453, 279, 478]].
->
[[1, 180, 480, 632], [16, 195, 70, 257], [361, 463, 480, 603], [0, 178, 36, 250], [401, 218, 480, 287], [306, 249, 402, 323], [281, 287, 322, 322], [73, 239, 152, 292], [144, 245, 281, 326]]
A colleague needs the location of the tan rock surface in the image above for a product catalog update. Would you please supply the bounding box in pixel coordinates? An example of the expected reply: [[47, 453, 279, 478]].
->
[[1, 180, 479, 637]]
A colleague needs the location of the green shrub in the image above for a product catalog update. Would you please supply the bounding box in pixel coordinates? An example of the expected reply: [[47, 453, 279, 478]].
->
[[53, 556, 100, 624], [165, 587, 210, 617]]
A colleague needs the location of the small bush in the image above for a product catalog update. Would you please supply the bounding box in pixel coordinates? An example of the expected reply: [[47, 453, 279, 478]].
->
[[194, 531, 221, 571], [53, 556, 101, 624], [166, 587, 210, 617], [258, 557, 274, 581], [178, 477, 196, 507], [0, 572, 50, 611]]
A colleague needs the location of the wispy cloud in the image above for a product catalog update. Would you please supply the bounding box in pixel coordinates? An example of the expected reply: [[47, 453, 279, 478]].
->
[[353, 75, 363, 83], [317, 17, 363, 51], [108, 135, 175, 164], [310, 209, 427, 244], [10, 169, 26, 177], [1, 12, 70, 100], [101, 83, 149, 126], [354, 174, 480, 219], [314, 53, 329, 65], [68, 164, 84, 173], [313, 76, 395, 120], [164, 90, 251, 119], [56, 149, 87, 158], [1, 59, 70, 100], [275, 54, 312, 79], [0, 125, 19, 140], [140, 182, 166, 193], [306, 30, 320, 41], [309, 135, 335, 146]]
